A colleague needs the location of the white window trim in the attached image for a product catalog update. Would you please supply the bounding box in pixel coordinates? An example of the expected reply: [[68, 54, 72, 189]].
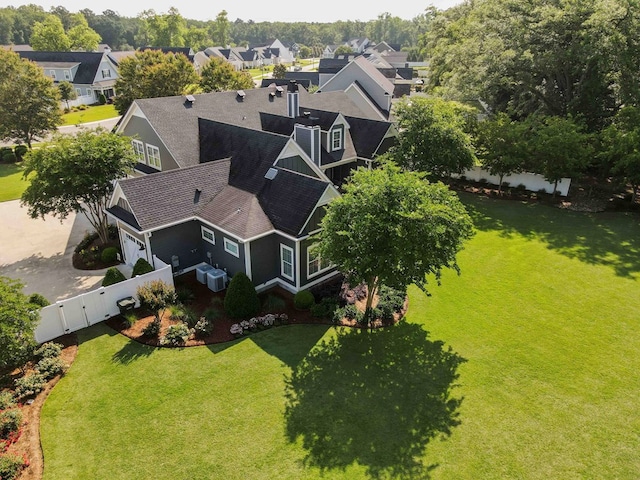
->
[[331, 128, 343, 151], [201, 226, 215, 245], [86, 88, 92, 96], [280, 244, 294, 281], [307, 247, 332, 279], [131, 139, 145, 163], [146, 144, 161, 169], [224, 237, 239, 258], [75, 88, 81, 96], [49, 70, 56, 79], [64, 70, 70, 80]]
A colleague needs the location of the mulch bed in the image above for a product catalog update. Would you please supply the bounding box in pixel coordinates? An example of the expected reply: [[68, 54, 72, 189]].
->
[[105, 272, 407, 347]]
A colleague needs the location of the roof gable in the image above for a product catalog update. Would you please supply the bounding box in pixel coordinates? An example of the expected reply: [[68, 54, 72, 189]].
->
[[17, 51, 108, 85]]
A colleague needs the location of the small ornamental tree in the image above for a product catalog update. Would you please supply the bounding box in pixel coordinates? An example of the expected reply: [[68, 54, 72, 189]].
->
[[21, 129, 137, 245], [317, 161, 474, 317], [224, 272, 260, 319], [58, 81, 77, 111], [136, 280, 177, 323], [199, 57, 254, 93], [272, 63, 287, 79]]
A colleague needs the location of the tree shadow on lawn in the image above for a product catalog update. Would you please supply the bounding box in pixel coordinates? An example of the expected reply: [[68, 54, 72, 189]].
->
[[284, 322, 466, 479], [461, 193, 640, 279]]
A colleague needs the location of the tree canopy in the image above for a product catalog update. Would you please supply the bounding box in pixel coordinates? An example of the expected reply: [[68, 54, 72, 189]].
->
[[199, 57, 254, 93], [0, 49, 61, 148], [30, 14, 71, 51], [0, 276, 41, 373], [114, 49, 199, 115], [390, 96, 477, 179], [67, 13, 101, 51], [423, 0, 640, 131], [317, 161, 474, 314], [21, 129, 137, 244]]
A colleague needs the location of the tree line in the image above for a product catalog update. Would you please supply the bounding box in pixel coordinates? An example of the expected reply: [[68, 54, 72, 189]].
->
[[0, 4, 432, 56]]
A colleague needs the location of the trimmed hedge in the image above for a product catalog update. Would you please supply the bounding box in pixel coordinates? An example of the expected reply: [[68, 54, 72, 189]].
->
[[132, 258, 154, 277], [102, 267, 126, 287], [294, 290, 314, 310], [28, 293, 50, 307], [100, 246, 119, 263], [224, 272, 260, 319]]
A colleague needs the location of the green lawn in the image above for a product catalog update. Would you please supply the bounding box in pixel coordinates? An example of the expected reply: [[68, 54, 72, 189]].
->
[[41, 194, 640, 479], [0, 162, 28, 202], [60, 104, 119, 126]]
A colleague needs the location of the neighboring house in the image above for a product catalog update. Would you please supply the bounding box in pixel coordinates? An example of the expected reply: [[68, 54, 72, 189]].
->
[[283, 72, 320, 87], [140, 46, 196, 64], [196, 39, 294, 72], [108, 82, 396, 292], [317, 55, 397, 119], [323, 38, 370, 58], [17, 50, 119, 105]]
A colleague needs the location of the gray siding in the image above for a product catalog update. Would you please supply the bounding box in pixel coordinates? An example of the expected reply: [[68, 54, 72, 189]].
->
[[301, 206, 326, 235], [122, 116, 179, 171], [250, 233, 297, 287], [300, 236, 337, 288], [150, 220, 201, 271], [199, 223, 246, 279], [277, 156, 317, 177], [294, 125, 321, 166]]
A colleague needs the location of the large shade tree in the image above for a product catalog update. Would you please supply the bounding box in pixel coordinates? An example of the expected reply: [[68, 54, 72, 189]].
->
[[0, 50, 61, 148], [30, 14, 71, 51], [21, 129, 137, 245], [114, 49, 198, 115], [390, 96, 477, 179], [317, 161, 474, 315]]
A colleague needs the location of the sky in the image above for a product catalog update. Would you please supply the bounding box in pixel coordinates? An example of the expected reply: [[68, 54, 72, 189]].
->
[[2, 0, 462, 22]]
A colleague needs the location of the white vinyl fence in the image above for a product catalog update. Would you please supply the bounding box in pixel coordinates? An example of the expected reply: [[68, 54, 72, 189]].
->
[[453, 166, 572, 197], [35, 256, 173, 344]]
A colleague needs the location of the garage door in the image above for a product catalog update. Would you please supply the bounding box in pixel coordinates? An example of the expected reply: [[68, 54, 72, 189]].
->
[[122, 232, 148, 266]]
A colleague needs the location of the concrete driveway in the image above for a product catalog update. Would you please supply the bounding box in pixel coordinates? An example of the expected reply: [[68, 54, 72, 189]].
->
[[0, 200, 118, 303]]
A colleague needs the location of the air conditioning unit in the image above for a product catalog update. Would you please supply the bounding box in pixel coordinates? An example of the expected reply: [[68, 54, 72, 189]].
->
[[195, 264, 214, 284], [206, 268, 228, 293]]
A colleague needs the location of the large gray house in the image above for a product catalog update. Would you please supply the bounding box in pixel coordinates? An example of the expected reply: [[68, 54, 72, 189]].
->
[[107, 82, 396, 293]]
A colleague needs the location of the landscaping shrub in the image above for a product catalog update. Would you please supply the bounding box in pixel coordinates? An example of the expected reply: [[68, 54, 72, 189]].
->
[[122, 312, 138, 328], [262, 293, 286, 312], [224, 272, 260, 318], [332, 306, 346, 324], [377, 285, 406, 312], [181, 307, 198, 328], [102, 267, 126, 287], [137, 280, 176, 322], [0, 452, 26, 480], [168, 304, 186, 321], [0, 147, 12, 158], [142, 319, 161, 338], [14, 373, 47, 399], [35, 357, 66, 380], [161, 323, 190, 346], [75, 231, 99, 252], [191, 317, 213, 337], [132, 258, 154, 277], [0, 409, 22, 439], [100, 246, 119, 263], [28, 293, 50, 307], [175, 287, 194, 305], [34, 342, 62, 360], [0, 391, 16, 410], [293, 290, 314, 310], [310, 296, 339, 319], [13, 145, 27, 161], [98, 93, 106, 105], [202, 307, 221, 322], [2, 151, 17, 163], [343, 304, 359, 320]]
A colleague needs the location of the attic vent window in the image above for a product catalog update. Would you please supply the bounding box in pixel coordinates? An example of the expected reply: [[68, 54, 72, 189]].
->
[[264, 167, 278, 180]]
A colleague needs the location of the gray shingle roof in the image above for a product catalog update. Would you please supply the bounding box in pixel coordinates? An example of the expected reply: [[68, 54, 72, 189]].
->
[[132, 87, 379, 169], [17, 51, 106, 84]]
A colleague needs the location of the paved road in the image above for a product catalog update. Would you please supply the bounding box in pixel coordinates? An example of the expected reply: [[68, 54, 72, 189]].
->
[[0, 200, 129, 303]]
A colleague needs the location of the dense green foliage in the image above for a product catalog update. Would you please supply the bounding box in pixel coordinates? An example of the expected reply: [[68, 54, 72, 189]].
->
[[318, 162, 474, 313], [0, 277, 41, 373], [137, 280, 176, 322], [0, 50, 61, 148], [102, 267, 126, 287], [199, 57, 254, 93], [223, 272, 260, 319], [131, 258, 154, 277], [293, 290, 315, 310], [391, 97, 477, 178], [114, 50, 198, 115], [21, 129, 137, 244]]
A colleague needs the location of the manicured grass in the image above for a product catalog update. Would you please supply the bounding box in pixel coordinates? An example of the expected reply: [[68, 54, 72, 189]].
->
[[60, 104, 119, 126], [41, 194, 640, 479], [0, 162, 28, 202]]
